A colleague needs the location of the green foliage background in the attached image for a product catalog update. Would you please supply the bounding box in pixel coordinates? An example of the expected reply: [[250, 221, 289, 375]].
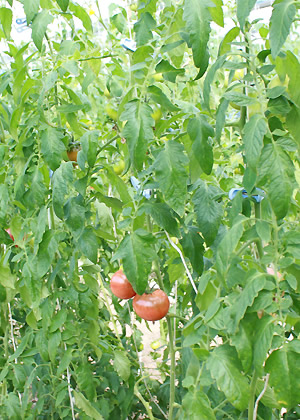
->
[[0, 0, 299, 419]]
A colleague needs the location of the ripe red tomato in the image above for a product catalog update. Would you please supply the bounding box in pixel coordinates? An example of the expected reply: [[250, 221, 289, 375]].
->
[[133, 290, 170, 321], [110, 270, 136, 299]]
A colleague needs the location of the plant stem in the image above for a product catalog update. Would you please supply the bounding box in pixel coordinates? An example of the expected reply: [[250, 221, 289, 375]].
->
[[254, 202, 264, 260], [153, 260, 176, 420], [248, 370, 259, 420], [98, 134, 119, 155], [166, 316, 176, 420], [98, 273, 123, 347]]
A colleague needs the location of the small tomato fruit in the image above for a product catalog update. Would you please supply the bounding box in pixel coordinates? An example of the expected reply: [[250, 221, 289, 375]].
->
[[130, 3, 138, 11], [151, 340, 161, 350], [105, 104, 118, 121], [113, 159, 125, 175], [153, 73, 163, 82], [110, 270, 136, 299], [67, 149, 79, 162], [104, 88, 111, 98], [151, 107, 162, 123], [133, 289, 170, 321]]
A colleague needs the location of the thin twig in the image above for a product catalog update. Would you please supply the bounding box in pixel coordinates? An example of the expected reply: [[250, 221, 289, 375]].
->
[[56, 299, 76, 420], [253, 374, 270, 420], [165, 231, 198, 294], [8, 303, 23, 405], [78, 54, 117, 62], [126, 302, 168, 419]]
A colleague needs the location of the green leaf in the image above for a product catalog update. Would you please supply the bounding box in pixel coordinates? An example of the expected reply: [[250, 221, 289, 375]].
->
[[49, 310, 67, 333], [183, 0, 212, 70], [216, 217, 245, 277], [253, 316, 275, 373], [203, 55, 227, 109], [208, 0, 224, 27], [8, 332, 31, 362], [0, 256, 16, 289], [180, 390, 216, 419], [216, 98, 229, 143], [112, 229, 156, 294], [74, 391, 103, 420], [57, 0, 69, 12], [52, 162, 73, 219], [31, 10, 53, 51], [0, 184, 9, 223], [237, 0, 256, 30], [231, 321, 253, 373], [206, 344, 250, 411], [153, 141, 189, 217], [113, 350, 131, 381], [134, 12, 156, 46], [138, 202, 180, 237], [48, 330, 61, 364], [187, 116, 214, 175], [155, 60, 185, 83], [79, 130, 98, 168], [23, 0, 39, 23], [26, 167, 47, 208], [64, 197, 86, 238], [105, 168, 131, 204], [69, 2, 93, 32], [243, 114, 268, 171], [218, 26, 240, 56], [40, 127, 65, 171], [180, 227, 204, 275], [192, 181, 223, 245], [147, 85, 179, 111], [36, 230, 58, 277], [78, 228, 98, 264], [121, 100, 154, 170], [223, 91, 256, 106], [0, 7, 12, 38], [57, 347, 73, 376], [227, 272, 266, 334], [270, 0, 296, 58], [266, 340, 300, 409], [257, 143, 295, 219]]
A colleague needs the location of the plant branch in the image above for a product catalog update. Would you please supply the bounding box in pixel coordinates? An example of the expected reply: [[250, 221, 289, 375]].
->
[[253, 374, 270, 420], [165, 231, 198, 294], [126, 302, 168, 419], [78, 54, 117, 62], [248, 370, 259, 420]]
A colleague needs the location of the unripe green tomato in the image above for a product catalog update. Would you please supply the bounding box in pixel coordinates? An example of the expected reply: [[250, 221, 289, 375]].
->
[[104, 88, 111, 98], [113, 159, 125, 175], [151, 340, 161, 350], [153, 73, 163, 82], [105, 104, 118, 121], [130, 3, 138, 11], [232, 69, 245, 82], [138, 343, 144, 351], [151, 107, 162, 123]]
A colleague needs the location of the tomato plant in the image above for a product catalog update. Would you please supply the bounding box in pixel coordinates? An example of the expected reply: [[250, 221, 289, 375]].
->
[[0, 0, 299, 419], [110, 269, 136, 299], [133, 290, 170, 321]]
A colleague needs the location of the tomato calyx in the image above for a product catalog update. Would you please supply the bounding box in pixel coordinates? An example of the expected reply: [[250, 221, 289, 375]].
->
[[133, 289, 170, 321], [110, 270, 136, 300]]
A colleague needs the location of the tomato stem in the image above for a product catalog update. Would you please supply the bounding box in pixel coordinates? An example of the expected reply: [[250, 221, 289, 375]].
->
[[153, 260, 176, 420], [248, 370, 259, 420], [254, 202, 265, 261], [166, 316, 176, 420]]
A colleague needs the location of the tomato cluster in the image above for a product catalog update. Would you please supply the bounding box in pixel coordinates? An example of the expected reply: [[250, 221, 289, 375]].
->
[[109, 270, 170, 321]]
